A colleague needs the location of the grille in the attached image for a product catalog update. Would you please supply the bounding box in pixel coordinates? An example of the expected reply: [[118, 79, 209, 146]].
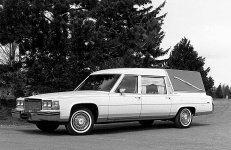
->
[[24, 98, 42, 112]]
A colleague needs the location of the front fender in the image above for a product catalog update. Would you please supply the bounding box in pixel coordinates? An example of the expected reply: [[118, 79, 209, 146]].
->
[[58, 96, 109, 121]]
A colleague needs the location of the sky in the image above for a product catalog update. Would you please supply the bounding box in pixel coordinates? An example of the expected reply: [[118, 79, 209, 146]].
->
[[153, 0, 231, 86]]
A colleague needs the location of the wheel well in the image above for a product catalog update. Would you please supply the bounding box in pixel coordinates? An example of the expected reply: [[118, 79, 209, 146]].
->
[[70, 103, 99, 122], [179, 107, 196, 115]]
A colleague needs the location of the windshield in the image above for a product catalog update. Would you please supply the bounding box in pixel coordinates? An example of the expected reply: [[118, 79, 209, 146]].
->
[[77, 74, 121, 92]]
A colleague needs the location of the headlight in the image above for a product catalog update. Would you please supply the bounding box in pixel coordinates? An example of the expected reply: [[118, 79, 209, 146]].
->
[[16, 100, 24, 108], [42, 100, 59, 110]]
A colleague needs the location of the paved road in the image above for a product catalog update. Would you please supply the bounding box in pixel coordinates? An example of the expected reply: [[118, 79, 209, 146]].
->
[[0, 99, 231, 150]]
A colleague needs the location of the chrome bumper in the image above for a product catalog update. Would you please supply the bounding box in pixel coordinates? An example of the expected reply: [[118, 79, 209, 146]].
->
[[12, 109, 61, 122]]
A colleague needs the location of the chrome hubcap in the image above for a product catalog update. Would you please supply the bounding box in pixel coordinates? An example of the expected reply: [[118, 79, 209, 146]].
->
[[72, 111, 90, 131], [78, 118, 85, 125], [180, 109, 191, 126]]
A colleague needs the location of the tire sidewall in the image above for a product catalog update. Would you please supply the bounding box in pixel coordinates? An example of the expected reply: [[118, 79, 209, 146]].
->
[[175, 108, 192, 128], [67, 108, 94, 135]]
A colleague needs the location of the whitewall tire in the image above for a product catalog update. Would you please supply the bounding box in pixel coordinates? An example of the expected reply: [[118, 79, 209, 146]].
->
[[66, 108, 94, 135], [175, 108, 192, 128]]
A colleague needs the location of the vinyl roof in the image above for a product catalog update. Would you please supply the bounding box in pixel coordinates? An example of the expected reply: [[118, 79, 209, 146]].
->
[[92, 68, 205, 93], [92, 68, 167, 76]]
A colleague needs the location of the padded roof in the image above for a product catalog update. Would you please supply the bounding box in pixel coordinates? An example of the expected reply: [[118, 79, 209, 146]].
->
[[92, 68, 167, 76], [92, 68, 205, 93]]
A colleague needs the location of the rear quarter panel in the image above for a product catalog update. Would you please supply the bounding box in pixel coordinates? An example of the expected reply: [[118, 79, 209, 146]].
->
[[170, 93, 213, 116]]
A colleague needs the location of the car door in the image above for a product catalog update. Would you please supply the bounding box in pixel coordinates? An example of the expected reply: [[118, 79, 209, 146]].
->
[[140, 76, 171, 118], [108, 75, 142, 120]]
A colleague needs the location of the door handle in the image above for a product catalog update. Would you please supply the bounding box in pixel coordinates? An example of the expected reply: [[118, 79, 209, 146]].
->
[[135, 97, 141, 99]]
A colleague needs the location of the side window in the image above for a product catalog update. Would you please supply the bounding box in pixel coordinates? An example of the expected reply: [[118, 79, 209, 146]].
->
[[141, 76, 167, 94], [116, 75, 138, 93]]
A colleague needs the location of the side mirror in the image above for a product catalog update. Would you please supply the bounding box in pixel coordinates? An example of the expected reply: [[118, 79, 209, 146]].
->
[[119, 88, 126, 94]]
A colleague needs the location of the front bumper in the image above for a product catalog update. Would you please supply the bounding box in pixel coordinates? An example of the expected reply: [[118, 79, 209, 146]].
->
[[12, 109, 61, 122]]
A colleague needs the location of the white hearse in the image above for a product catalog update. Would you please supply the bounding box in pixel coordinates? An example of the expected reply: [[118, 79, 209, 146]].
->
[[12, 68, 213, 135]]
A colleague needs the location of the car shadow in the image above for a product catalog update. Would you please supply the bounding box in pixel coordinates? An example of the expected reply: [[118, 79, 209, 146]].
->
[[191, 122, 211, 127], [92, 121, 211, 135], [92, 121, 174, 135], [18, 121, 211, 136], [18, 126, 69, 136]]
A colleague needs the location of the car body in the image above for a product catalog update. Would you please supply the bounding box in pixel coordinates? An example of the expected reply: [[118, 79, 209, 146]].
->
[[12, 68, 213, 135]]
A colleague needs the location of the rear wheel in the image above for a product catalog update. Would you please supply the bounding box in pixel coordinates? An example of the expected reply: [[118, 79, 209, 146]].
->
[[36, 121, 59, 132], [139, 120, 154, 127], [65, 108, 94, 135], [175, 108, 192, 128]]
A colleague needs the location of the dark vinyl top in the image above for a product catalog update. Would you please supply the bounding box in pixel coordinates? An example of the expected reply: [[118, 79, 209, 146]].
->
[[166, 69, 205, 93]]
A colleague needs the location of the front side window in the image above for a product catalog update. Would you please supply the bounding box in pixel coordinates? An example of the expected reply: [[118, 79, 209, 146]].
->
[[77, 74, 120, 92], [116, 75, 138, 93], [141, 76, 167, 94]]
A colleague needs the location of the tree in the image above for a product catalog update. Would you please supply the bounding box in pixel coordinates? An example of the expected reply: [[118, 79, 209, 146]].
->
[[230, 86, 231, 99], [222, 84, 230, 99], [0, 0, 168, 94], [167, 37, 214, 95], [88, 0, 168, 69], [66, 0, 168, 85], [0, 43, 19, 66], [0, 0, 77, 92], [215, 84, 223, 98], [0, 0, 3, 10]]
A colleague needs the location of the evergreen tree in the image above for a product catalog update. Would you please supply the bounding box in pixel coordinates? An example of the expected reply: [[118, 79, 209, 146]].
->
[[216, 84, 223, 98], [0, 0, 80, 93], [86, 0, 168, 69], [65, 0, 168, 87], [0, 0, 167, 94], [167, 37, 214, 95], [222, 85, 230, 99], [229, 87, 231, 99]]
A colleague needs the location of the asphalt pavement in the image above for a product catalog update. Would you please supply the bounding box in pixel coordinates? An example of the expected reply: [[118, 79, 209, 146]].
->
[[0, 99, 231, 150]]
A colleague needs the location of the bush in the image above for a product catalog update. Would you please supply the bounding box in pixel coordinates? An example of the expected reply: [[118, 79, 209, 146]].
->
[[0, 98, 16, 108]]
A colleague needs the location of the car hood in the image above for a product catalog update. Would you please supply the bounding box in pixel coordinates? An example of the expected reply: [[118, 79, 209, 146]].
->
[[27, 91, 109, 100]]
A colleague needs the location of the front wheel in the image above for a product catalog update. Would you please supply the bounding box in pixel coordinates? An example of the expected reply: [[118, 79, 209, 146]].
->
[[65, 108, 94, 135], [36, 121, 59, 132], [175, 108, 192, 128]]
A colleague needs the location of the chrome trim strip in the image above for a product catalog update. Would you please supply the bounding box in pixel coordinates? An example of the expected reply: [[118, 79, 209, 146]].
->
[[97, 115, 175, 123]]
